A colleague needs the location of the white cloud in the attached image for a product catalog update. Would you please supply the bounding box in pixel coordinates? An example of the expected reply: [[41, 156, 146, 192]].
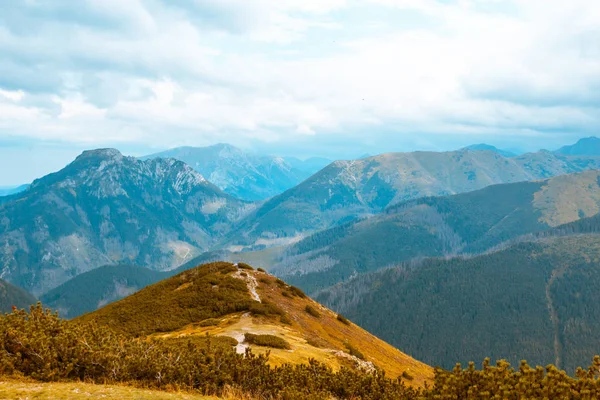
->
[[0, 0, 598, 154]]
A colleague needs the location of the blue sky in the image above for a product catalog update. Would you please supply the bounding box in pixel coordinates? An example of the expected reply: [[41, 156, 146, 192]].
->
[[0, 0, 599, 185]]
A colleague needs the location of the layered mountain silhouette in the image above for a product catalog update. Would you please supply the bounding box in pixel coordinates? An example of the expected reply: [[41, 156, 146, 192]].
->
[[0, 149, 251, 295], [143, 144, 314, 201]]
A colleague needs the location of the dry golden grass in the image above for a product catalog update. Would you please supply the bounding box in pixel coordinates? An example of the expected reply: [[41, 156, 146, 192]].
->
[[155, 269, 434, 388], [0, 378, 223, 400], [534, 170, 600, 227]]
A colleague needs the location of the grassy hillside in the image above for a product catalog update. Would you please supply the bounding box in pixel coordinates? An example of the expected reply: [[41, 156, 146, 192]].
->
[[41, 265, 165, 318], [0, 279, 36, 313], [316, 234, 600, 373], [275, 170, 600, 294], [78, 262, 433, 385]]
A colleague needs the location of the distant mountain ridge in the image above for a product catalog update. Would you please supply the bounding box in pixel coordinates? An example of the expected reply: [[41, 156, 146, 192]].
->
[[0, 149, 251, 295], [0, 184, 28, 197], [226, 149, 600, 249], [270, 169, 600, 294], [462, 143, 517, 157], [143, 144, 314, 201], [555, 136, 600, 156]]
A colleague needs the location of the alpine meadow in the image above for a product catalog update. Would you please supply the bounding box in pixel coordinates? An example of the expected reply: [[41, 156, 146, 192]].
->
[[1, 1, 600, 399]]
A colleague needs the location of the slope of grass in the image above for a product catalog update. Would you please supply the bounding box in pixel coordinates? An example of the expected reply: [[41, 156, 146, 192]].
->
[[77, 262, 254, 336], [0, 379, 220, 400]]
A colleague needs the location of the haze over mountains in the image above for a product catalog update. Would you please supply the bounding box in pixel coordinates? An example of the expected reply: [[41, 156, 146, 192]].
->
[[143, 144, 329, 201], [226, 148, 600, 249], [0, 139, 600, 301]]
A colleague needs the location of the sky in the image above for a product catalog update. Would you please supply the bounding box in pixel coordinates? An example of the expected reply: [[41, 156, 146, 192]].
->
[[0, 0, 599, 185]]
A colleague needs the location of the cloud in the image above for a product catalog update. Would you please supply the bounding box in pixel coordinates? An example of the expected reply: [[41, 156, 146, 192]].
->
[[0, 0, 598, 161]]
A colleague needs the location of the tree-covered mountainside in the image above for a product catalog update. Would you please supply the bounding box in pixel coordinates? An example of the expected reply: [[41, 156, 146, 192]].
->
[[316, 234, 600, 373], [0, 149, 251, 295], [274, 170, 600, 294], [143, 144, 311, 201], [0, 279, 36, 313], [227, 149, 600, 249], [40, 265, 165, 319]]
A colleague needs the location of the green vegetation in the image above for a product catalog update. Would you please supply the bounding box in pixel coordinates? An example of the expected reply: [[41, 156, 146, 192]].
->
[[318, 235, 600, 372], [244, 333, 291, 350], [248, 301, 284, 317], [0, 279, 36, 313], [337, 314, 350, 325], [257, 268, 266, 272], [344, 342, 365, 360], [198, 318, 220, 327], [304, 305, 320, 318], [237, 263, 254, 270], [77, 262, 255, 336], [9, 298, 600, 398], [288, 286, 306, 298], [0, 304, 423, 399]]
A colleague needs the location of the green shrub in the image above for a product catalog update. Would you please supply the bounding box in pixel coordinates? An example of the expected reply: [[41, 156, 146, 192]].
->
[[259, 277, 271, 284], [257, 268, 266, 273], [244, 333, 291, 350], [289, 286, 307, 298], [237, 263, 254, 270], [304, 305, 321, 318], [240, 272, 248, 277], [280, 314, 292, 325], [199, 318, 220, 327], [76, 262, 253, 337], [282, 290, 292, 298], [275, 278, 286, 287], [345, 342, 365, 360], [401, 370, 414, 381], [249, 301, 284, 316], [337, 314, 350, 325]]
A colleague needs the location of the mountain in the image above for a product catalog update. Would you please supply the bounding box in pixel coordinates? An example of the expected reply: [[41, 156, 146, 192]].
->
[[143, 144, 311, 201], [0, 279, 36, 313], [269, 169, 600, 294], [282, 156, 332, 174], [316, 232, 600, 374], [227, 150, 600, 249], [40, 265, 165, 319], [555, 136, 600, 156], [0, 149, 251, 295], [0, 184, 28, 197], [77, 261, 433, 384], [461, 143, 516, 157]]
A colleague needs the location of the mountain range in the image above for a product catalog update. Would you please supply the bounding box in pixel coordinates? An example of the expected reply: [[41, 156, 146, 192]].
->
[[3, 138, 600, 297], [225, 149, 600, 249], [0, 149, 251, 295], [143, 144, 330, 201]]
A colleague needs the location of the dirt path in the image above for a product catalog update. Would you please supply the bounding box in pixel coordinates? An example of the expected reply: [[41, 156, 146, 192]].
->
[[232, 264, 261, 303]]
